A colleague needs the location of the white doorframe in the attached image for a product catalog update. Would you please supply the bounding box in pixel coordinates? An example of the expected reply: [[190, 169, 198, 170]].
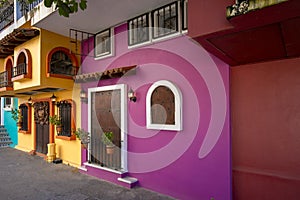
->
[[88, 84, 128, 172]]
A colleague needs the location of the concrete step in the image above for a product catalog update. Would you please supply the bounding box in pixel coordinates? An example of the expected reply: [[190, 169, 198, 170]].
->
[[0, 126, 12, 147], [117, 176, 138, 188]]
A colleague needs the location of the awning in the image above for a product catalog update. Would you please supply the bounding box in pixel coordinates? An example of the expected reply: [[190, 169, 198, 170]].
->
[[74, 65, 137, 83], [0, 28, 40, 58]]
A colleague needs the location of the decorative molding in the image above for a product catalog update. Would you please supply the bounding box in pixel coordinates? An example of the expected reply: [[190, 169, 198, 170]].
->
[[33, 101, 49, 125]]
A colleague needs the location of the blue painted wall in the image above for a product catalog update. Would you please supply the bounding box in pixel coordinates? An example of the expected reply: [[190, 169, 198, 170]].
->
[[4, 98, 18, 147]]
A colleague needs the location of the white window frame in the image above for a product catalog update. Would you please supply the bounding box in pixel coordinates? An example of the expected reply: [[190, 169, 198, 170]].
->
[[128, 1, 188, 48], [94, 28, 114, 60], [152, 2, 179, 40], [3, 97, 13, 111], [88, 84, 128, 172], [128, 13, 151, 47], [181, 0, 188, 33], [146, 80, 183, 131]]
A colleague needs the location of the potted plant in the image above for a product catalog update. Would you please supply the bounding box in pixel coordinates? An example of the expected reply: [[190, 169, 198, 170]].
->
[[74, 128, 90, 148], [49, 115, 62, 133], [101, 131, 114, 154], [11, 108, 22, 127]]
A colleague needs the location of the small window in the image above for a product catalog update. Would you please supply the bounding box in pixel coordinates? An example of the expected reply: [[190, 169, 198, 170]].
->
[[128, 14, 150, 46], [95, 28, 113, 58], [152, 2, 178, 39], [4, 97, 13, 110], [19, 104, 29, 132], [50, 51, 76, 76], [182, 0, 188, 31], [56, 100, 75, 139], [146, 80, 182, 131]]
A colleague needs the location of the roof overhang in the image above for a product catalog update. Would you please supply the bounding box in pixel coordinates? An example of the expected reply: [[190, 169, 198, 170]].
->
[[32, 0, 175, 37], [0, 28, 40, 58]]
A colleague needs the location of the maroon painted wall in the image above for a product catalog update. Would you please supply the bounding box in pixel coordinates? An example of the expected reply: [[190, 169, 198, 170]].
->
[[231, 58, 300, 200], [188, 0, 234, 38]]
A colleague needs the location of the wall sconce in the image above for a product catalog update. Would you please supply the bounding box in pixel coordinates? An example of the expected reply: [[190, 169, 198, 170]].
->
[[28, 96, 32, 105], [50, 93, 57, 102], [80, 89, 88, 103], [128, 88, 137, 102]]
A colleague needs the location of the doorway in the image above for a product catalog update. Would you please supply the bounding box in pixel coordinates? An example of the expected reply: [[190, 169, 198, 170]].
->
[[88, 84, 127, 171], [34, 101, 49, 154]]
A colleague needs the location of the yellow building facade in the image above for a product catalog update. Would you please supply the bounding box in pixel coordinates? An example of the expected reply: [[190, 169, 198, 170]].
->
[[0, 22, 82, 168]]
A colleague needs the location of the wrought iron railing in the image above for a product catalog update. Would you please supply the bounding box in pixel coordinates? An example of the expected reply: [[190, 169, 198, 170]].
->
[[0, 71, 12, 88], [50, 65, 78, 76], [13, 63, 27, 77], [0, 3, 14, 32], [19, 0, 43, 18]]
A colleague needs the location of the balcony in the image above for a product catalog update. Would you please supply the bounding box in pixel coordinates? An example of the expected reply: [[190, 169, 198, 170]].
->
[[13, 63, 27, 77], [0, 71, 13, 91], [0, 3, 14, 32], [18, 0, 43, 19], [192, 0, 300, 66]]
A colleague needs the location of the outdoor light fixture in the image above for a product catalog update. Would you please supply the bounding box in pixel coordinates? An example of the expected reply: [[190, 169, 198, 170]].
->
[[80, 89, 88, 103], [50, 93, 57, 102], [128, 88, 137, 102], [28, 96, 32, 105]]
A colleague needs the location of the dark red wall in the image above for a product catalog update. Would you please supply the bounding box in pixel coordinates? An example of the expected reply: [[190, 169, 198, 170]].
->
[[188, 0, 233, 38], [231, 58, 300, 200]]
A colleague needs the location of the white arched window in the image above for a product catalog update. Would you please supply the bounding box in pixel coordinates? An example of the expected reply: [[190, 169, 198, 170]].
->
[[146, 80, 182, 131]]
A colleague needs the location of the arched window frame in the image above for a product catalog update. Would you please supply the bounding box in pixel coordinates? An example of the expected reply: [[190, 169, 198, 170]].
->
[[146, 80, 183, 131], [12, 48, 32, 81], [46, 47, 79, 79]]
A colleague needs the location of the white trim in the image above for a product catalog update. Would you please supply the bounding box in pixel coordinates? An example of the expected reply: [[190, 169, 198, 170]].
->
[[78, 166, 88, 172], [94, 28, 114, 60], [146, 80, 183, 131], [84, 162, 126, 175], [3, 97, 13, 111], [88, 84, 128, 172]]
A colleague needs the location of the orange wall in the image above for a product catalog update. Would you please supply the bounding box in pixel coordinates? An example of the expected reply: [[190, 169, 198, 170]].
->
[[188, 0, 234, 38], [231, 57, 300, 200]]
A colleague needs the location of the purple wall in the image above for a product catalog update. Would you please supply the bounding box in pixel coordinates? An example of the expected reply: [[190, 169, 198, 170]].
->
[[81, 24, 230, 200]]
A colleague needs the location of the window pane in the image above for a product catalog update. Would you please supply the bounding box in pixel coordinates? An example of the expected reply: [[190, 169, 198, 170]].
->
[[153, 2, 178, 39], [128, 14, 149, 46]]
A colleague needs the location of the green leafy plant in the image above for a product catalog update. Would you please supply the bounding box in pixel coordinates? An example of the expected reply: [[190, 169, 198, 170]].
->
[[74, 128, 90, 145], [49, 115, 62, 126], [11, 108, 22, 122], [101, 131, 114, 146], [31, 0, 87, 17]]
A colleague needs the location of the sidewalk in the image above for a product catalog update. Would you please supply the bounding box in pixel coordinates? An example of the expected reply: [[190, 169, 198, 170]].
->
[[0, 148, 174, 200]]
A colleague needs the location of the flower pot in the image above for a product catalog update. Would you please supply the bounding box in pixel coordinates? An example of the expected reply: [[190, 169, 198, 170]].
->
[[56, 125, 62, 133], [106, 145, 115, 154]]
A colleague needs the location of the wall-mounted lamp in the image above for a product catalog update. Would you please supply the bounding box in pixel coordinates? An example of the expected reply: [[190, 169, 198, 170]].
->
[[28, 96, 32, 105], [128, 88, 137, 102], [80, 89, 88, 103], [50, 93, 57, 102]]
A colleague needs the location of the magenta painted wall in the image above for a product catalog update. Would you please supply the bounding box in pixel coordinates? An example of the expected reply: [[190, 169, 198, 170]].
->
[[80, 24, 230, 200]]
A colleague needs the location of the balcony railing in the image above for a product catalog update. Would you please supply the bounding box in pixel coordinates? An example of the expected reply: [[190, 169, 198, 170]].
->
[[13, 63, 27, 77], [50, 65, 78, 77], [18, 0, 43, 19], [0, 3, 14, 32], [0, 71, 13, 88]]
